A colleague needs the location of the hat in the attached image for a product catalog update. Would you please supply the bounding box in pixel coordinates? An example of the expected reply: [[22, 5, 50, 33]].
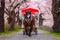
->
[[26, 11, 31, 15]]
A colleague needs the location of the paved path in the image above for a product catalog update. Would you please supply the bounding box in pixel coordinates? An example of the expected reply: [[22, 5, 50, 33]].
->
[[0, 30, 60, 40]]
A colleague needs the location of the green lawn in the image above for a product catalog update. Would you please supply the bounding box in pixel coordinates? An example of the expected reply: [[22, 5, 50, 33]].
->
[[49, 32, 60, 37], [39, 29, 60, 38], [0, 23, 22, 35], [0, 29, 22, 36]]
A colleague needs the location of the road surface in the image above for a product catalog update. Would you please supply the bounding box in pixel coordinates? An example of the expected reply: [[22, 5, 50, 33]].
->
[[0, 30, 60, 40]]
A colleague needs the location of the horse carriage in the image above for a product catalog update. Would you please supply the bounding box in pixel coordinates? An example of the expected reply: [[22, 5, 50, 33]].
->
[[21, 8, 39, 37]]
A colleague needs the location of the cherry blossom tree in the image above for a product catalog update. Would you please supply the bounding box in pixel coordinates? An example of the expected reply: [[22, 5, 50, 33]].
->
[[4, 0, 29, 30]]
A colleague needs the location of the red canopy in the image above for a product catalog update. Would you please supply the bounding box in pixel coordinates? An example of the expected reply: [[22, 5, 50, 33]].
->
[[21, 8, 39, 15]]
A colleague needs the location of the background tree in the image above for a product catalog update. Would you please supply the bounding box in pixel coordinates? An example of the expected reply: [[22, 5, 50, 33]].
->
[[52, 0, 60, 32], [0, 0, 5, 32], [5, 0, 29, 30]]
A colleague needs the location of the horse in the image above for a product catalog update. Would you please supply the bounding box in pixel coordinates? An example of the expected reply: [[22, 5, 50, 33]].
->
[[23, 12, 37, 37], [23, 18, 33, 36], [23, 16, 38, 36]]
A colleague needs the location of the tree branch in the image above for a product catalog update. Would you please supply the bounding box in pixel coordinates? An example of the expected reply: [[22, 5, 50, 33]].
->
[[11, 0, 27, 13], [9, 0, 11, 3], [10, 0, 16, 7], [4, 10, 9, 15]]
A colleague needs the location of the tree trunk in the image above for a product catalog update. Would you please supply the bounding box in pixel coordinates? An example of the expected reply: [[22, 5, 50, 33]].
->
[[9, 18, 15, 30], [8, 12, 15, 30], [0, 0, 5, 32], [53, 12, 60, 32], [52, 0, 60, 32], [39, 14, 43, 27]]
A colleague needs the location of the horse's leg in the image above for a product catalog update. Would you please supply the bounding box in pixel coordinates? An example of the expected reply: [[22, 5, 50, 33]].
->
[[28, 30, 31, 37], [28, 27, 32, 37], [23, 28, 28, 35], [26, 29, 29, 35]]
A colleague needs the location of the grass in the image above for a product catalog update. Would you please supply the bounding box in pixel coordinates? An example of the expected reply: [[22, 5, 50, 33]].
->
[[49, 32, 60, 37], [0, 29, 22, 36], [39, 29, 60, 38], [0, 23, 22, 36], [39, 29, 50, 33]]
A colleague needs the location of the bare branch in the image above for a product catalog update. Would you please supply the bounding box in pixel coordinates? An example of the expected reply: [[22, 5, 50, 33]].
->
[[4, 10, 9, 15], [10, 0, 16, 7], [4, 7, 9, 15], [15, 4, 29, 14], [9, 0, 11, 3], [11, 0, 27, 13], [5, 7, 9, 12], [5, 0, 27, 16]]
